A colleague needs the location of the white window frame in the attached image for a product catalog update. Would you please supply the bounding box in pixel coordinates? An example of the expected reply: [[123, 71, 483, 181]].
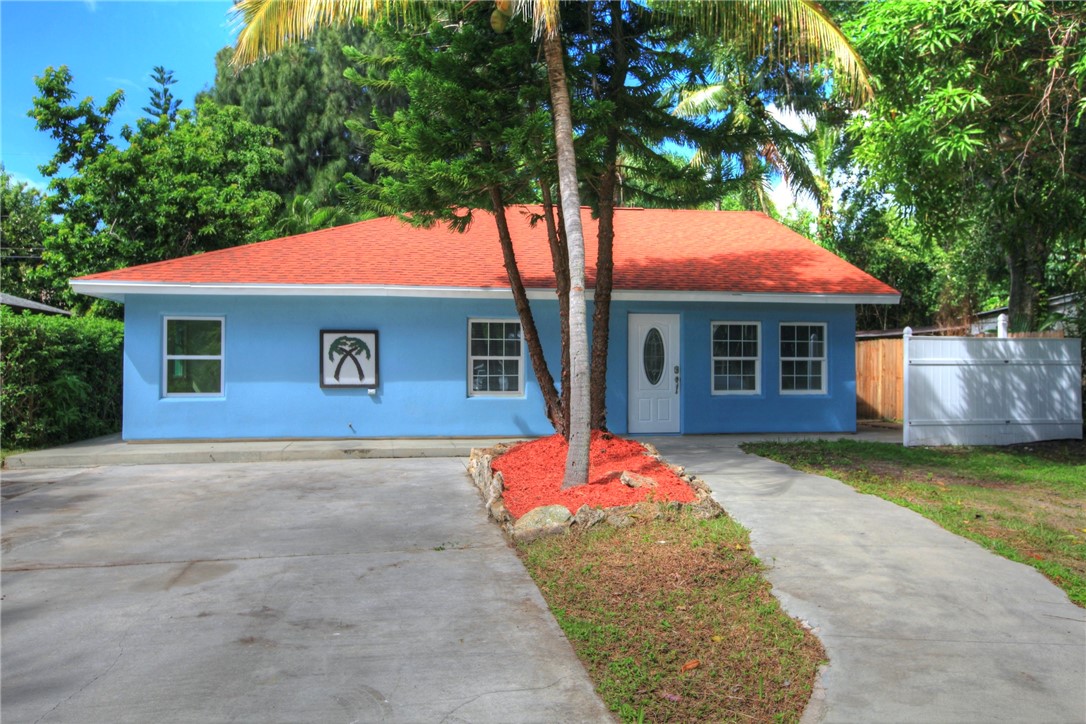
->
[[467, 318, 524, 397], [710, 321, 761, 395], [779, 322, 827, 395], [162, 316, 225, 397]]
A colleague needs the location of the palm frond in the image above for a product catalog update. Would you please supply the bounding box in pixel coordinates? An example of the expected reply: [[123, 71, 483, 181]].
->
[[674, 84, 729, 117], [231, 0, 422, 67], [509, 0, 559, 40], [657, 0, 872, 106]]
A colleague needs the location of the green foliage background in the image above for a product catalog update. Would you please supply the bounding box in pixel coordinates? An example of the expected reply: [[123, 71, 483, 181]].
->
[[1, 307, 124, 449]]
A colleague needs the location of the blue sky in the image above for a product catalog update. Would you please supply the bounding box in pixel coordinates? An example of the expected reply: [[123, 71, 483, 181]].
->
[[2, 0, 235, 190]]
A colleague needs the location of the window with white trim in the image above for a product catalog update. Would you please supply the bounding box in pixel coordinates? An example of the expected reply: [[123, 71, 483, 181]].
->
[[163, 317, 224, 396], [780, 323, 826, 393], [711, 322, 760, 394], [468, 319, 523, 396]]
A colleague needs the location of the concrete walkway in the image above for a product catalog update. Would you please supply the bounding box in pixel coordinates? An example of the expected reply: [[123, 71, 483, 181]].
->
[[642, 436, 1086, 724], [3, 424, 903, 470], [3, 434, 526, 469]]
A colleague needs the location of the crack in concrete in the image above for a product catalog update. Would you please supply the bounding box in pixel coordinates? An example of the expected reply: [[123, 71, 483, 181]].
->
[[32, 615, 134, 724], [437, 676, 572, 724]]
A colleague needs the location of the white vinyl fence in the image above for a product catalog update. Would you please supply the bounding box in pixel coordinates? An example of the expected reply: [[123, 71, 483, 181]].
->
[[903, 328, 1083, 447]]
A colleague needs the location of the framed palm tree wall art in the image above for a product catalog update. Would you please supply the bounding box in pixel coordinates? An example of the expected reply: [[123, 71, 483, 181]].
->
[[320, 330, 378, 389]]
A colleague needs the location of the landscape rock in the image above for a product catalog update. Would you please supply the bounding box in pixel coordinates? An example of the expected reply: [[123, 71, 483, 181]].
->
[[488, 497, 512, 525], [686, 474, 712, 494], [470, 442, 724, 540], [572, 505, 607, 530], [620, 471, 657, 489], [512, 505, 572, 542], [688, 490, 725, 519], [486, 470, 504, 508]]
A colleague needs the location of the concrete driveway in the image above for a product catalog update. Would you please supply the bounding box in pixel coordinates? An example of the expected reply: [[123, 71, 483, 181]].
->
[[1, 458, 612, 723]]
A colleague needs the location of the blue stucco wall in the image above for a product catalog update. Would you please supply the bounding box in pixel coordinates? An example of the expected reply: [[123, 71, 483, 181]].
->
[[121, 294, 856, 440], [603, 301, 857, 435]]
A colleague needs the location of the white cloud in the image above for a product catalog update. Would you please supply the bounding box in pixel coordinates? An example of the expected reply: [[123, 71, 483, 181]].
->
[[105, 76, 140, 91], [765, 104, 818, 216], [770, 176, 816, 216], [6, 171, 48, 194]]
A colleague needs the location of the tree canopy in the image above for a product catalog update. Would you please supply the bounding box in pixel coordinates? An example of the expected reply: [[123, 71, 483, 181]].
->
[[0, 167, 55, 303], [202, 25, 391, 229], [24, 68, 283, 313], [844, 0, 1086, 330]]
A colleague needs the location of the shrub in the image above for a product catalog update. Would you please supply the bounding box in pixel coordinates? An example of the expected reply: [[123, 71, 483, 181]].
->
[[1, 307, 124, 449]]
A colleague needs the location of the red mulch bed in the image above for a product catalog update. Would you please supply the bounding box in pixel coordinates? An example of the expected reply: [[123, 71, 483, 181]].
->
[[491, 431, 697, 519]]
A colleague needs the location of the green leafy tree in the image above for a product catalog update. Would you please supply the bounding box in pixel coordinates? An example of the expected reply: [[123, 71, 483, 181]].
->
[[567, 4, 725, 429], [27, 65, 123, 221], [846, 0, 1086, 330], [0, 167, 56, 302], [233, 0, 595, 485], [342, 10, 571, 435], [830, 183, 948, 330], [672, 48, 842, 217], [27, 68, 283, 312], [275, 196, 358, 237]]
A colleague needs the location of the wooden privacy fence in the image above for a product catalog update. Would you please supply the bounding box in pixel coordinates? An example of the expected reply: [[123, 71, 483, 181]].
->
[[856, 338, 904, 421], [856, 329, 1070, 423]]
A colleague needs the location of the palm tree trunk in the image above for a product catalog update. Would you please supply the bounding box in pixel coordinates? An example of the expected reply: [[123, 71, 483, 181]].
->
[[592, 168, 616, 431], [589, 0, 627, 433], [540, 182, 571, 436], [543, 31, 590, 490], [488, 185, 565, 434], [334, 351, 363, 381]]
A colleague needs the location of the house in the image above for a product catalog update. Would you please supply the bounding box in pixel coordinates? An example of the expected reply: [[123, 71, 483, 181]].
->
[[970, 293, 1078, 336], [1, 293, 71, 316], [70, 206, 899, 441]]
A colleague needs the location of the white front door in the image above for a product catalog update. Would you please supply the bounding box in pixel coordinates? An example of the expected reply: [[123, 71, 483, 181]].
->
[[628, 314, 680, 433]]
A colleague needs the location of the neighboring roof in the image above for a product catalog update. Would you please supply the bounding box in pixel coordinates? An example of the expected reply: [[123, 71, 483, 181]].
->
[[72, 207, 900, 304], [975, 293, 1078, 320], [856, 325, 967, 340], [1, 293, 71, 316]]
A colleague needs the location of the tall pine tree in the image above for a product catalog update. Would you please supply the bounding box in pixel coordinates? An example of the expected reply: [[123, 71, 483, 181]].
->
[[203, 25, 393, 227], [143, 66, 182, 122]]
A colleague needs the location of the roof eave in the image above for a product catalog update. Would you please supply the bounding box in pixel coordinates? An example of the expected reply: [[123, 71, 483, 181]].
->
[[69, 280, 901, 306]]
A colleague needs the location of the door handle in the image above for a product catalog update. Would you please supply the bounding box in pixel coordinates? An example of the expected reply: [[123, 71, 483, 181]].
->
[[674, 365, 680, 393]]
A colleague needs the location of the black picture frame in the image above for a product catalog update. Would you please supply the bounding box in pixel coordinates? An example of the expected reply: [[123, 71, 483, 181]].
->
[[320, 330, 379, 389]]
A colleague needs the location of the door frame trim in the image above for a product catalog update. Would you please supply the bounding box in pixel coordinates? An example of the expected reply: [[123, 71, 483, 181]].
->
[[627, 313, 681, 434]]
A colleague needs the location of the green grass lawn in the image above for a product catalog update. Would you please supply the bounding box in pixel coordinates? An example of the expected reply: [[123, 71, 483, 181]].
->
[[742, 438, 1086, 607], [518, 508, 825, 723]]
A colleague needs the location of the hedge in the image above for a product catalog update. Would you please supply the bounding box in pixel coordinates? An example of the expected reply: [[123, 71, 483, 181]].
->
[[1, 307, 124, 449]]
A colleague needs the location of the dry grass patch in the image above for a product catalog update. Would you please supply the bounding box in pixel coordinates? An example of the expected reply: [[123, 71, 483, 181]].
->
[[517, 508, 825, 723]]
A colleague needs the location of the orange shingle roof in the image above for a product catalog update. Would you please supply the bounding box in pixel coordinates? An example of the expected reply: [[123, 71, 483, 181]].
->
[[74, 207, 899, 298]]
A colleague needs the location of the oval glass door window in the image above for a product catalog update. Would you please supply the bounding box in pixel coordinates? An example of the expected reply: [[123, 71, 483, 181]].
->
[[643, 328, 665, 385]]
